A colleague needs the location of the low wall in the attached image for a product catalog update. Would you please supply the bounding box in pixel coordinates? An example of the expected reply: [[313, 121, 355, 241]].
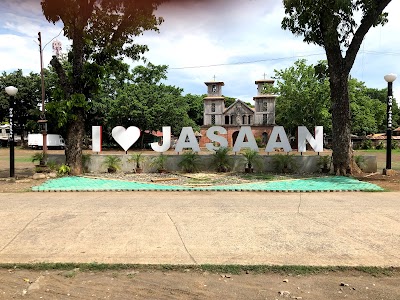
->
[[47, 154, 377, 173]]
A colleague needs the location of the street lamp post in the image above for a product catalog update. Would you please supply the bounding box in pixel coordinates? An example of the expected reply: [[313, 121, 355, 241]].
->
[[5, 86, 18, 177], [383, 73, 397, 175]]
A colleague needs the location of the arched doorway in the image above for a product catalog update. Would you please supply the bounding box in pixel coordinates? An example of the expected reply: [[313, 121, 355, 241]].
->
[[232, 131, 239, 147], [262, 132, 268, 146]]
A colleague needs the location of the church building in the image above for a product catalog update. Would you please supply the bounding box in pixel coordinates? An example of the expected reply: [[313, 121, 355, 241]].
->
[[199, 78, 277, 147]]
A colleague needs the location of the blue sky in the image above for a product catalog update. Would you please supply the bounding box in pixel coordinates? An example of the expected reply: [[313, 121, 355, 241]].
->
[[1, 0, 400, 103]]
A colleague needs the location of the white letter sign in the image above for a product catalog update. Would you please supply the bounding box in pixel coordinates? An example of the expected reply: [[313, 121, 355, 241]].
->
[[206, 126, 228, 152], [265, 126, 292, 152], [151, 126, 171, 152], [298, 126, 323, 152], [233, 126, 258, 152], [175, 127, 200, 153], [92, 126, 102, 152]]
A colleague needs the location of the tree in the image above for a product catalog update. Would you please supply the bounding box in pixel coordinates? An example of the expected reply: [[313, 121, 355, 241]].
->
[[282, 0, 391, 175], [41, 0, 166, 174], [181, 93, 204, 127], [348, 78, 386, 135], [108, 64, 196, 144], [365, 87, 399, 131], [270, 59, 331, 137], [0, 70, 42, 143]]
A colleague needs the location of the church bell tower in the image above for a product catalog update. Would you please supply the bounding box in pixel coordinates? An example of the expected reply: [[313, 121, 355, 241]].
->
[[203, 80, 225, 126]]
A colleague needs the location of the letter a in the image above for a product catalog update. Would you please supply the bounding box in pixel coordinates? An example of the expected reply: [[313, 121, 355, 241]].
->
[[232, 126, 258, 152], [265, 126, 292, 152], [175, 127, 200, 153]]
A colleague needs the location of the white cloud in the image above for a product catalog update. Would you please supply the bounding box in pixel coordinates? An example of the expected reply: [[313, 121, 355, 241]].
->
[[0, 0, 399, 103]]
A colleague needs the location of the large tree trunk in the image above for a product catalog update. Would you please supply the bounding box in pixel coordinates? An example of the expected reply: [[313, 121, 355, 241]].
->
[[65, 109, 85, 175], [329, 67, 353, 175], [65, 28, 86, 174]]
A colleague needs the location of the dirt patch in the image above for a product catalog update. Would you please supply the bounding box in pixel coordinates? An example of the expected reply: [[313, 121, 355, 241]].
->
[[354, 172, 400, 192], [0, 268, 399, 300]]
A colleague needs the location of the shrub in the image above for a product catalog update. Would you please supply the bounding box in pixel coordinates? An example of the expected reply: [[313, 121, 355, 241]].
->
[[271, 154, 298, 173], [255, 137, 263, 148], [210, 147, 231, 172], [360, 139, 373, 150], [82, 154, 91, 173], [241, 148, 262, 171], [128, 153, 146, 170], [150, 153, 168, 172], [316, 155, 331, 173], [31, 152, 47, 165], [102, 155, 122, 173], [391, 141, 399, 150], [375, 142, 385, 150], [354, 155, 365, 169], [46, 160, 58, 171], [178, 150, 200, 173], [57, 164, 71, 176]]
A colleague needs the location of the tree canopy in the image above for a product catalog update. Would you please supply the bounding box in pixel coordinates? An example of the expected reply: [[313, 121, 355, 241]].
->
[[41, 0, 168, 174], [282, 0, 392, 175], [0, 70, 42, 141]]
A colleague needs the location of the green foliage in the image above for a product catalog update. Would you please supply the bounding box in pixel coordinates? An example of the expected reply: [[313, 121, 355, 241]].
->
[[107, 63, 197, 138], [211, 147, 231, 172], [360, 139, 373, 150], [375, 142, 385, 150], [31, 152, 47, 165], [40, 0, 166, 173], [272, 60, 332, 136], [102, 156, 122, 173], [255, 137, 263, 148], [241, 149, 262, 170], [282, 1, 389, 48], [271, 154, 298, 173], [354, 155, 366, 169], [281, 0, 391, 175], [316, 155, 332, 172], [0, 70, 42, 134], [150, 153, 168, 172], [47, 160, 59, 171], [57, 164, 71, 176], [82, 154, 91, 173], [178, 150, 201, 173], [348, 78, 387, 135], [391, 141, 399, 150], [128, 153, 146, 169]]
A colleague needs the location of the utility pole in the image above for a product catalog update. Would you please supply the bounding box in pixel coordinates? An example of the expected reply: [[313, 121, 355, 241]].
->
[[38, 32, 47, 164]]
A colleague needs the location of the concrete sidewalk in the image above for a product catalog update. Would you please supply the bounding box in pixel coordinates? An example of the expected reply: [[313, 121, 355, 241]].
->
[[0, 191, 399, 266]]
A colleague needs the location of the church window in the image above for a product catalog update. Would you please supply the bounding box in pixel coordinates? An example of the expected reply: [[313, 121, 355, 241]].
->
[[211, 115, 216, 125], [263, 101, 268, 112], [263, 114, 268, 124], [211, 103, 216, 112], [212, 85, 217, 93], [242, 115, 246, 124], [225, 116, 230, 124], [248, 115, 251, 124]]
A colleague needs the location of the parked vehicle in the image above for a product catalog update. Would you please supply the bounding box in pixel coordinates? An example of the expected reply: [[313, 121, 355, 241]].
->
[[28, 133, 65, 149], [0, 124, 22, 147]]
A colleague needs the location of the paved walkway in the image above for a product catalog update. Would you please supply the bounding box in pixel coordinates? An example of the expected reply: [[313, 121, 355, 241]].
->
[[31, 176, 383, 192], [0, 191, 399, 266]]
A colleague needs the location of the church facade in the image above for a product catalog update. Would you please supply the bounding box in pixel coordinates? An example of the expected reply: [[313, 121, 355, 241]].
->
[[199, 79, 277, 147]]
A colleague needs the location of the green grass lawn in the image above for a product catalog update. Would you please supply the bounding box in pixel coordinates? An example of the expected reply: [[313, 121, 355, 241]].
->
[[355, 149, 400, 171]]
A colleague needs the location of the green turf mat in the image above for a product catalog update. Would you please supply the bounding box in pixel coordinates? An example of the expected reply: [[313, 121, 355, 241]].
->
[[31, 176, 384, 192]]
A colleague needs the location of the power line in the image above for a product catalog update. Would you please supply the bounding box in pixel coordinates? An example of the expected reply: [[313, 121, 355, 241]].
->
[[42, 28, 64, 50], [168, 49, 400, 70], [169, 53, 326, 70]]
